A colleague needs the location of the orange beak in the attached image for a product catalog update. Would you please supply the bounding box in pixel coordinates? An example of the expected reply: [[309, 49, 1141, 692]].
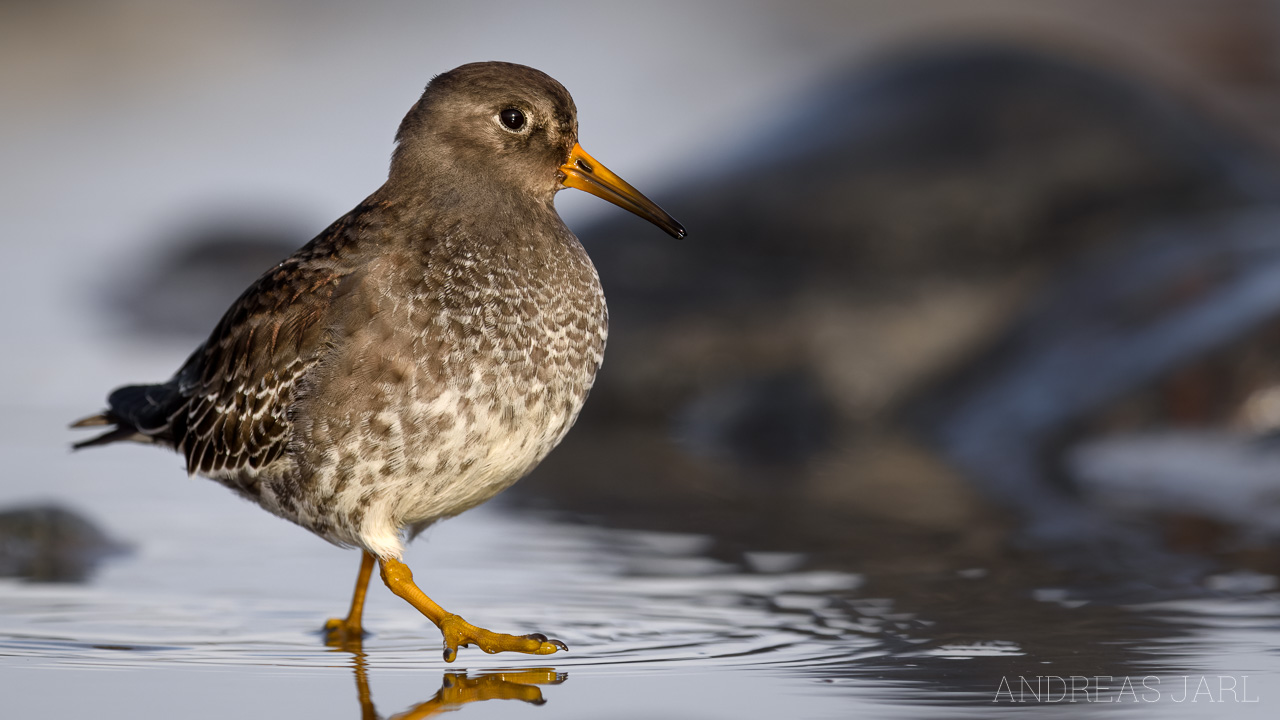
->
[[559, 143, 685, 239]]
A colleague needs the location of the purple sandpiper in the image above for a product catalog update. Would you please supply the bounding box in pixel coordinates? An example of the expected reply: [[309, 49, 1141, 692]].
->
[[73, 61, 684, 662]]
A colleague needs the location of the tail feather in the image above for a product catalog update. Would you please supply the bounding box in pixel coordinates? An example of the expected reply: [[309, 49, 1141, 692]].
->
[[106, 384, 180, 433], [72, 426, 150, 450], [71, 381, 184, 450]]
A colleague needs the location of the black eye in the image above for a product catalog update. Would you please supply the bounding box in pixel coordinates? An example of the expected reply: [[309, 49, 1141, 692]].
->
[[499, 108, 525, 131]]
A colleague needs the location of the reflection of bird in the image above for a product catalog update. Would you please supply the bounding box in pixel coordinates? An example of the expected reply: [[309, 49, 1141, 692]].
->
[[72, 62, 683, 662]]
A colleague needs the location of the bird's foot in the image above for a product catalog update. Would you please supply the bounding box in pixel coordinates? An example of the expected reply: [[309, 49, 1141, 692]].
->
[[376, 557, 566, 662], [438, 613, 567, 663], [323, 615, 366, 649]]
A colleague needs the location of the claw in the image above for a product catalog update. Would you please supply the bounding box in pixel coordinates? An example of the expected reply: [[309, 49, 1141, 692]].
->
[[550, 638, 569, 652], [444, 646, 457, 663], [525, 632, 548, 642]]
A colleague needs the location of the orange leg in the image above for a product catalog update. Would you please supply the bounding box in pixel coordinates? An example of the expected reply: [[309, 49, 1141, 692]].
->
[[378, 557, 567, 663], [325, 551, 376, 648]]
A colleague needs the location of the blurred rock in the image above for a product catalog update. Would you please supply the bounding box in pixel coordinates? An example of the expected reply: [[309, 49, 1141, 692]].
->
[[674, 369, 834, 468], [910, 209, 1280, 533], [0, 504, 127, 582], [107, 220, 304, 339], [528, 43, 1280, 569], [99, 42, 1280, 573], [582, 43, 1273, 426]]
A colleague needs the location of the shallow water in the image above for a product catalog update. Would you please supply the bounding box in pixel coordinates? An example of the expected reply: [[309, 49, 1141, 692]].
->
[[2, 406, 1279, 718]]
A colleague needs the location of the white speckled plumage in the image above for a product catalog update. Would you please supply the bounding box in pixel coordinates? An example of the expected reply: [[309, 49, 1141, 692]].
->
[[258, 215, 610, 559]]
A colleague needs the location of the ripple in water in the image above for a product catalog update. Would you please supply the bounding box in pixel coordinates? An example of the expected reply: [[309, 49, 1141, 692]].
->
[[0, 512, 887, 676], [4, 504, 1280, 717]]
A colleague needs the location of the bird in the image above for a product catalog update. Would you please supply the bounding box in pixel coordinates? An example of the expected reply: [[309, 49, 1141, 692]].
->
[[71, 61, 684, 662]]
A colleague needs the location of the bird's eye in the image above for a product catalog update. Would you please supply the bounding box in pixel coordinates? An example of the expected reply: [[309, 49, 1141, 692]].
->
[[499, 108, 526, 131]]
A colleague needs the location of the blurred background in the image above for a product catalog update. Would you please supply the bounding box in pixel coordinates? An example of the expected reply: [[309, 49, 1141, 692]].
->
[[4, 1, 1280, 717]]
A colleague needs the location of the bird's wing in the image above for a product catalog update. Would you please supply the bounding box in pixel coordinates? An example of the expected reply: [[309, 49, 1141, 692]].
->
[[169, 215, 366, 476]]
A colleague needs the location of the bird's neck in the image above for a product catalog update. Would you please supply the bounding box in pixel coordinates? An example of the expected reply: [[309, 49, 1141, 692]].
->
[[371, 174, 571, 254]]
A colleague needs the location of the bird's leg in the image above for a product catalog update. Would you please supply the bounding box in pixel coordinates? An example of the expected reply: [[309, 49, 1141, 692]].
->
[[378, 557, 568, 663], [325, 551, 376, 648]]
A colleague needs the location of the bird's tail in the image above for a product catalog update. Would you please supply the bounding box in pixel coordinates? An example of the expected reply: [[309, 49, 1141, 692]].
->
[[69, 413, 129, 449], [70, 382, 181, 450]]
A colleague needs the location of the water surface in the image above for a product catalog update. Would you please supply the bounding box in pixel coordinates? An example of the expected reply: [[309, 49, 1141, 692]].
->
[[3, 405, 1278, 718]]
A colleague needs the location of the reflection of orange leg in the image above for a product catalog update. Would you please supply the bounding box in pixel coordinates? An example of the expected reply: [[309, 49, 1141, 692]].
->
[[379, 557, 568, 663], [350, 648, 564, 720], [393, 670, 566, 719], [325, 552, 375, 648], [350, 651, 378, 720]]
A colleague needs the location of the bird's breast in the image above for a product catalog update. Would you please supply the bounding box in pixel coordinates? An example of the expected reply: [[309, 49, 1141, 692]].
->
[[295, 232, 607, 526]]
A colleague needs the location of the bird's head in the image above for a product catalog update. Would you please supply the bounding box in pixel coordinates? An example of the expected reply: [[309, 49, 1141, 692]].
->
[[391, 61, 684, 239]]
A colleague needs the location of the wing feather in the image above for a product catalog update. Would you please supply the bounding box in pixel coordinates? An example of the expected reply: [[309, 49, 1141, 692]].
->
[[73, 201, 380, 469], [166, 210, 368, 476]]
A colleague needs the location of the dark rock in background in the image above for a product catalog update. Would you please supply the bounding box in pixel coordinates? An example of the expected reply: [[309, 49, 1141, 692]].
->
[[107, 220, 303, 339], [579, 43, 1273, 428], [673, 369, 834, 468], [910, 210, 1280, 534], [0, 505, 127, 582], [528, 43, 1280, 573], [104, 43, 1280, 580]]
